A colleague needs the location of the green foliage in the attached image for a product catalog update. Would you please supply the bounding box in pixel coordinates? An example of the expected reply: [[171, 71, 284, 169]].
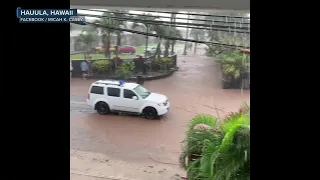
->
[[155, 57, 172, 71], [91, 11, 127, 58], [92, 60, 110, 74], [187, 114, 218, 133], [217, 51, 250, 80], [115, 62, 135, 79], [131, 16, 181, 57], [180, 105, 250, 180], [76, 29, 96, 52]]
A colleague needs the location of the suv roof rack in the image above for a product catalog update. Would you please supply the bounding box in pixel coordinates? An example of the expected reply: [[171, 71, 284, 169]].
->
[[94, 80, 121, 86]]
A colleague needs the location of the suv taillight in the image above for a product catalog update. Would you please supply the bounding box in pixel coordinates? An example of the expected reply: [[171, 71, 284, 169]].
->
[[87, 93, 90, 100]]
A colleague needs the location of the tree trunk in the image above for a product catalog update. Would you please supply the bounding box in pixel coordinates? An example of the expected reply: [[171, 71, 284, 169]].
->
[[183, 15, 190, 55], [155, 39, 162, 59], [171, 40, 175, 55], [164, 40, 170, 57], [107, 33, 111, 59], [116, 31, 121, 57], [164, 64, 168, 72], [83, 52, 87, 59], [103, 34, 110, 58], [170, 13, 176, 55], [144, 28, 149, 57]]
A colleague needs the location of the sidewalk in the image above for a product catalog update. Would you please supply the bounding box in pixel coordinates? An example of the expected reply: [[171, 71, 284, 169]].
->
[[70, 150, 186, 180]]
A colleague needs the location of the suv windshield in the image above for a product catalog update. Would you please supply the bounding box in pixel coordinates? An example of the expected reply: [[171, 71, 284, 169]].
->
[[133, 85, 151, 99]]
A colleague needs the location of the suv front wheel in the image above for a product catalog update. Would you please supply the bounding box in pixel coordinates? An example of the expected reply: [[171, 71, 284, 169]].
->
[[95, 102, 110, 115], [143, 107, 158, 119]]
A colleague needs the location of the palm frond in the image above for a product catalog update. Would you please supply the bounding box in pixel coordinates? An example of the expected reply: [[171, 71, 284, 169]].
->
[[188, 114, 218, 132], [180, 107, 250, 180]]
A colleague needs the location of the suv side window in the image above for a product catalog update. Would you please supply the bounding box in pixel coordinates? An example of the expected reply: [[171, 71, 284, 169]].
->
[[107, 87, 120, 97], [123, 89, 137, 99], [90, 86, 104, 94]]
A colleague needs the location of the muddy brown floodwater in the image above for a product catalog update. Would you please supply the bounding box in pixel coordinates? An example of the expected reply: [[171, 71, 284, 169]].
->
[[70, 49, 250, 165]]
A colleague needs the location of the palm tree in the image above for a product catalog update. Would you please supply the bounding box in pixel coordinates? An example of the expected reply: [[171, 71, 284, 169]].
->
[[112, 10, 129, 56], [153, 25, 167, 58], [131, 13, 158, 57], [163, 40, 170, 57], [76, 28, 96, 58], [170, 28, 182, 55], [180, 105, 250, 180], [217, 50, 250, 82], [190, 28, 205, 54], [91, 12, 116, 58], [188, 15, 206, 55], [170, 12, 176, 55], [183, 14, 191, 55], [163, 27, 181, 57]]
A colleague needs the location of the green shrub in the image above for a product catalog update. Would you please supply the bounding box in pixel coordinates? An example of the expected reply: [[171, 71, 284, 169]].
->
[[92, 60, 110, 74], [180, 105, 250, 180], [155, 57, 172, 72], [216, 51, 250, 80], [115, 62, 135, 79]]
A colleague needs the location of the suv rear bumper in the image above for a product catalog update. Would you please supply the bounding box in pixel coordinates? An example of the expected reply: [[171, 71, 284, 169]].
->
[[86, 99, 94, 109]]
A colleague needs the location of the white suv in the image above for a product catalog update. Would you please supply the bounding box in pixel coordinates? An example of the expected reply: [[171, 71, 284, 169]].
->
[[86, 80, 170, 119]]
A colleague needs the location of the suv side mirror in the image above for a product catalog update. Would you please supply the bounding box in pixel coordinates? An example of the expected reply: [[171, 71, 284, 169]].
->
[[132, 96, 138, 100]]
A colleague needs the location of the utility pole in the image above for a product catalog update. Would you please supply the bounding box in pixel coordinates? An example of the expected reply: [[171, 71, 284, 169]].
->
[[183, 14, 190, 55]]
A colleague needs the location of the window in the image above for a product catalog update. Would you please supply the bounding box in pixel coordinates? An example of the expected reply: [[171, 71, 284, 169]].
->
[[123, 89, 137, 99], [107, 87, 120, 97], [90, 86, 104, 94], [133, 85, 151, 99]]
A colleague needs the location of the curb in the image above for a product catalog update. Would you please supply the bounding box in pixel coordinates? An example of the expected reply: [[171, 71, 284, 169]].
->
[[71, 169, 138, 180], [73, 69, 176, 81], [129, 70, 175, 81]]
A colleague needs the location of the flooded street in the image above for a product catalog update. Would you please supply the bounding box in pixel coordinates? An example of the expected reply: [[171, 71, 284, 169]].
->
[[70, 50, 250, 179]]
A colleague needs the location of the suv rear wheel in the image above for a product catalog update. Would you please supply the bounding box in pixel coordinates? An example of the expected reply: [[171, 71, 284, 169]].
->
[[95, 102, 110, 115], [143, 107, 158, 119]]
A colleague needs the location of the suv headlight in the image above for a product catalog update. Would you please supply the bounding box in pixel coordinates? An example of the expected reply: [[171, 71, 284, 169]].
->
[[157, 101, 168, 107]]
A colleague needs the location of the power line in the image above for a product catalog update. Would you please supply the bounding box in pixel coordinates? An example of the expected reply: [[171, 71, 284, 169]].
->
[[77, 9, 250, 25], [79, 22, 249, 49], [125, 9, 250, 20], [78, 13, 250, 31], [81, 13, 250, 34], [150, 22, 250, 34]]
